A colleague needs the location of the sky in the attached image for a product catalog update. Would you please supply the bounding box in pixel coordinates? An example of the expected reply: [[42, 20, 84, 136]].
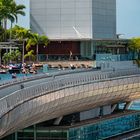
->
[[15, 0, 140, 39], [117, 0, 140, 38]]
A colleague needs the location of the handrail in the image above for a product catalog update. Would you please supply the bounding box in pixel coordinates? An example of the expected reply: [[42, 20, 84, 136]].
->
[[0, 68, 140, 89], [0, 68, 140, 118], [0, 68, 95, 89]]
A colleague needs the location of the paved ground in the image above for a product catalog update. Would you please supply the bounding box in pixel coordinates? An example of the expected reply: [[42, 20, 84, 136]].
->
[[36, 60, 95, 68]]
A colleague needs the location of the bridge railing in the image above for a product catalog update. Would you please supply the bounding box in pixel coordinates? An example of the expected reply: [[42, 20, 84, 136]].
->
[[1, 68, 140, 89], [0, 68, 140, 118], [0, 68, 95, 89], [108, 68, 140, 78]]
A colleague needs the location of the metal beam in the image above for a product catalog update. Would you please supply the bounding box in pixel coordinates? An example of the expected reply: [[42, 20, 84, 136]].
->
[[0, 46, 18, 49], [54, 117, 63, 125], [124, 102, 132, 110]]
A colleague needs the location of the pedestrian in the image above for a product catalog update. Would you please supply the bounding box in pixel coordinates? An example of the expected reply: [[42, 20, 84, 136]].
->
[[21, 84, 24, 89]]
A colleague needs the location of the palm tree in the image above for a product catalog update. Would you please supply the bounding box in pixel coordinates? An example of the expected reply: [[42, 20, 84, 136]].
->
[[26, 33, 49, 62], [15, 26, 31, 64], [0, 0, 14, 30], [129, 37, 140, 59], [11, 2, 25, 25], [2, 52, 11, 65], [14, 49, 21, 62], [0, 25, 5, 41], [24, 50, 35, 62], [0, 0, 25, 29], [10, 49, 21, 62]]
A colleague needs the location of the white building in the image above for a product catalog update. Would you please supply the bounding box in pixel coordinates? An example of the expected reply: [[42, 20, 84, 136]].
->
[[30, 0, 116, 59]]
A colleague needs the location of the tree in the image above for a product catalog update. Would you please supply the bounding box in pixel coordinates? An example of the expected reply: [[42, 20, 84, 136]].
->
[[26, 33, 49, 62], [10, 25, 31, 64], [11, 2, 25, 26], [0, 0, 14, 30], [0, 0, 25, 30], [24, 50, 35, 62], [0, 25, 5, 41], [129, 37, 140, 59], [2, 49, 21, 65], [10, 49, 21, 62], [2, 52, 11, 65]]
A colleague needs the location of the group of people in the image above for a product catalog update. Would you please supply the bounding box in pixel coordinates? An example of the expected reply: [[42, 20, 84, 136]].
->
[[11, 63, 38, 79], [22, 63, 37, 74]]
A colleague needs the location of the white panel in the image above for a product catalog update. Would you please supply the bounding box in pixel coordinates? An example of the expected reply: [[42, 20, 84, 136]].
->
[[30, 0, 92, 39], [30, 0, 116, 40]]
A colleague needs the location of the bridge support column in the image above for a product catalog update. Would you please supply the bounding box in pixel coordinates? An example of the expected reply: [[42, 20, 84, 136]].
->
[[111, 104, 117, 113], [15, 132, 17, 140], [33, 124, 37, 140], [124, 101, 132, 110], [54, 116, 63, 125]]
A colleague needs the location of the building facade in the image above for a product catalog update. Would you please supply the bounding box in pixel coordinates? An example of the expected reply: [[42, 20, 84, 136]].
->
[[30, 0, 116, 40], [2, 111, 140, 140], [30, 0, 117, 60]]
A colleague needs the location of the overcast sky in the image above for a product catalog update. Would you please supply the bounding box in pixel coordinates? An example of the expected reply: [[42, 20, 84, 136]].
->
[[15, 0, 140, 39]]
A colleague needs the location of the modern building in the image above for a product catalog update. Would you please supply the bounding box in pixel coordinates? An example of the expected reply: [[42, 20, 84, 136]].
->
[[2, 109, 140, 140], [30, 0, 117, 60]]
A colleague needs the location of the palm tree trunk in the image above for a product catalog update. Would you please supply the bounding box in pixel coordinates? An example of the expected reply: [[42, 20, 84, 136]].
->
[[22, 41, 25, 64], [3, 18, 7, 30], [0, 49, 1, 66], [36, 44, 39, 62], [3, 18, 7, 41], [138, 51, 140, 59]]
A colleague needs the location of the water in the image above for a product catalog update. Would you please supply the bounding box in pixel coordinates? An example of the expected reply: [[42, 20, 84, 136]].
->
[[0, 67, 70, 84]]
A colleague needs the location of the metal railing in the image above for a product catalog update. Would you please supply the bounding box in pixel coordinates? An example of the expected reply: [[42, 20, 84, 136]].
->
[[0, 68, 95, 89], [0, 68, 140, 89]]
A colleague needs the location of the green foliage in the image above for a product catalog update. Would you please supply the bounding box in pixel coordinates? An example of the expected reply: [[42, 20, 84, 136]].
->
[[0, 0, 25, 26], [2, 52, 11, 65], [26, 33, 49, 50], [5, 25, 49, 63], [2, 49, 21, 64], [26, 33, 49, 61], [129, 37, 140, 61], [129, 37, 140, 52], [24, 50, 35, 61], [11, 49, 21, 62], [8, 25, 31, 40], [0, 0, 25, 41], [0, 25, 5, 41], [0, 0, 15, 23]]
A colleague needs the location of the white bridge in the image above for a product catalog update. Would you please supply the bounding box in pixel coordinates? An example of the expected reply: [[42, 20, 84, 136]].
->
[[0, 69, 140, 139]]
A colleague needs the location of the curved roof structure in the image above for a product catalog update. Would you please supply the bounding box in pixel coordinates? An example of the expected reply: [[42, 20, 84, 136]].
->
[[0, 69, 140, 138]]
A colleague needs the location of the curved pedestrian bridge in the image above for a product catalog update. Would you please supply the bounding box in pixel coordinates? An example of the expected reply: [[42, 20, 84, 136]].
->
[[0, 69, 140, 138]]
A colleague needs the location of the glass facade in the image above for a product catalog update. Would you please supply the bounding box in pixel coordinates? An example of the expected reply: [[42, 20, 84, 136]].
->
[[2, 128, 68, 140], [69, 112, 140, 140], [2, 112, 140, 140]]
